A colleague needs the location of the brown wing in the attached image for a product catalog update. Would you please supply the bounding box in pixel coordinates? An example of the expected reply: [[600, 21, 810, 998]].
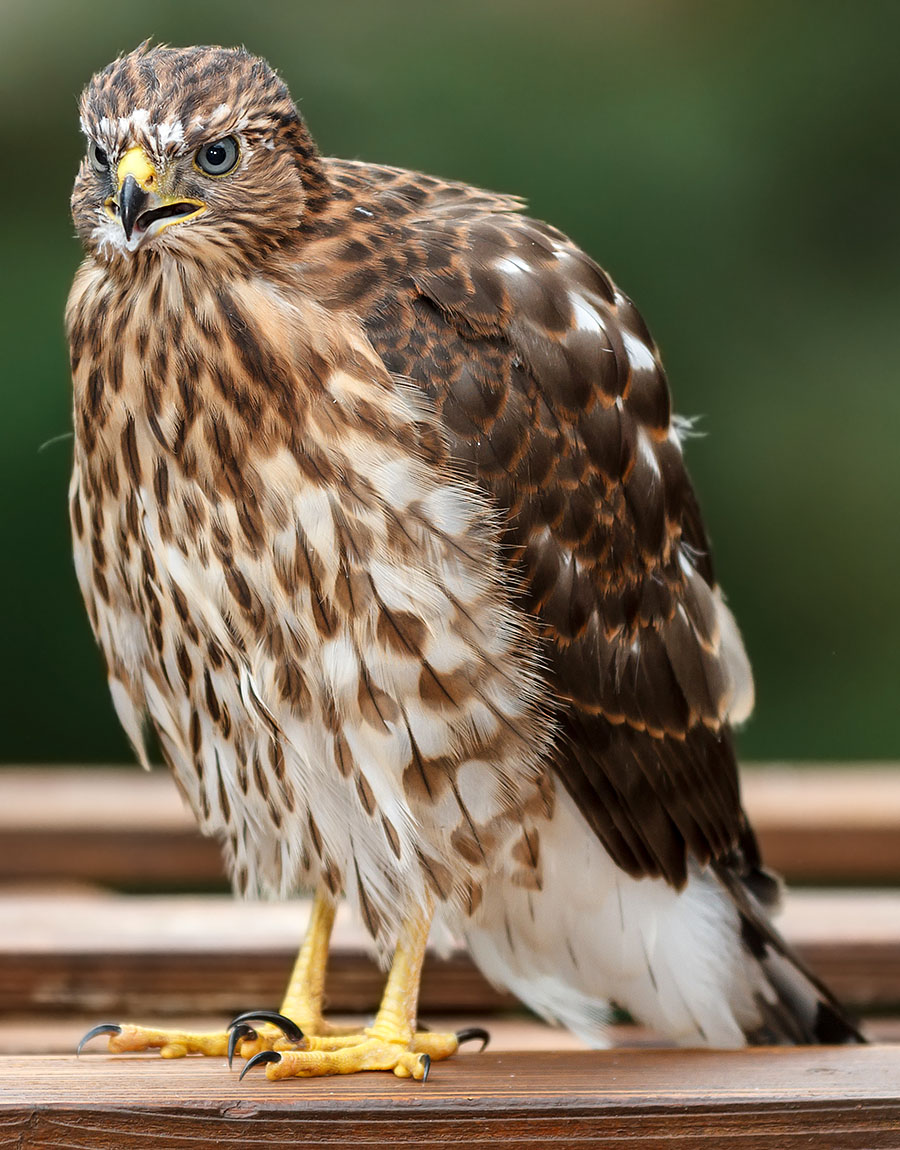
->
[[323, 160, 754, 888]]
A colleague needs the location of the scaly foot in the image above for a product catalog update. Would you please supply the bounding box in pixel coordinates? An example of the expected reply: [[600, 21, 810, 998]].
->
[[228, 1010, 489, 1075], [226, 1008, 364, 1062], [76, 1015, 310, 1062], [77, 1014, 310, 1063], [243, 1035, 433, 1080], [77, 1013, 489, 1073], [77, 1022, 231, 1059]]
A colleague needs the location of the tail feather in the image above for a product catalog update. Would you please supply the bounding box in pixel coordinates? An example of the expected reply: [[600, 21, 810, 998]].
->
[[458, 787, 865, 1049], [715, 861, 866, 1045]]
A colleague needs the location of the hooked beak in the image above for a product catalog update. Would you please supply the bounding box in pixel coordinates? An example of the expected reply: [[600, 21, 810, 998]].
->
[[118, 173, 148, 241], [106, 146, 205, 244]]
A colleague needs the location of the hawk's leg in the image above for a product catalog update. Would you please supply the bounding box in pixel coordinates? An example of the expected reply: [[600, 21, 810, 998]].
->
[[277, 888, 357, 1036], [77, 890, 487, 1072], [242, 896, 467, 1079], [77, 888, 344, 1061], [231, 888, 363, 1058]]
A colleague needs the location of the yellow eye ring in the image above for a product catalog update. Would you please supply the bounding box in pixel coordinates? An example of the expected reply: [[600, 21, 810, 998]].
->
[[194, 136, 240, 177]]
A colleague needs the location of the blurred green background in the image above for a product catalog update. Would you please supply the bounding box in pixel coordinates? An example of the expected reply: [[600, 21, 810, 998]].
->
[[1, 0, 898, 764]]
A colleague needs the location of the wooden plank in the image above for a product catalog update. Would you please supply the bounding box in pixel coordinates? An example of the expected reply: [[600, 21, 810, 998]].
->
[[0, 889, 514, 1017], [3, 764, 900, 885], [1, 1047, 898, 1148], [2, 888, 898, 1017], [6, 1014, 899, 1057], [743, 764, 900, 881], [0, 767, 224, 886]]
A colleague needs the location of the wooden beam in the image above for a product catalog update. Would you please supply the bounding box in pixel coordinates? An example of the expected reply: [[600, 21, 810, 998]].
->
[[0, 767, 223, 886], [3, 888, 898, 1017], [4, 764, 900, 886], [0, 890, 513, 1018], [742, 765, 900, 882], [1, 1047, 898, 1148]]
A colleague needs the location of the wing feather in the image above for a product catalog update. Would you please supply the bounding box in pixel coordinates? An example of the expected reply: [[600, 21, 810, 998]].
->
[[327, 159, 754, 887]]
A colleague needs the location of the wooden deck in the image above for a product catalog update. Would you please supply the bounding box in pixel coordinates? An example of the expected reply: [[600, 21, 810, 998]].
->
[[4, 763, 900, 886], [3, 886, 899, 1017], [1, 764, 898, 1147], [3, 1047, 900, 1148]]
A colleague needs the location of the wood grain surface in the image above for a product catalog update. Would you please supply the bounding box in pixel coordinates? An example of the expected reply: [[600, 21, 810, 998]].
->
[[3, 887, 898, 1016], [3, 766, 899, 1147], [4, 764, 900, 885], [1, 1047, 899, 1148]]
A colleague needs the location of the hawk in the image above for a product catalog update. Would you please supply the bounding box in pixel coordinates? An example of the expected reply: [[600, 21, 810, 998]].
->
[[69, 43, 862, 1081]]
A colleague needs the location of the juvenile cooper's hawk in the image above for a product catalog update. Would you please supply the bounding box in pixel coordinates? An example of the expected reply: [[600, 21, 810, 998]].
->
[[70, 44, 862, 1080]]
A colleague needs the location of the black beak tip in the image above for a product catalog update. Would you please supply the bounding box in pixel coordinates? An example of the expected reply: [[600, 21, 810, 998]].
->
[[118, 174, 148, 241]]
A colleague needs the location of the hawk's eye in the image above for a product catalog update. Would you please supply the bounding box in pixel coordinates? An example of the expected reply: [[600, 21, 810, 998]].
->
[[89, 143, 109, 174], [195, 136, 240, 176]]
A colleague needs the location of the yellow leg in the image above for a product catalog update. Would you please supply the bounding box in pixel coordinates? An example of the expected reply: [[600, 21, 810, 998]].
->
[[249, 895, 462, 1080], [78, 888, 488, 1075], [279, 889, 350, 1033], [233, 888, 361, 1059], [78, 890, 340, 1061]]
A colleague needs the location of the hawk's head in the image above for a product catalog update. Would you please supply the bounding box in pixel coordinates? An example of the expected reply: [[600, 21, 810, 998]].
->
[[72, 43, 328, 269]]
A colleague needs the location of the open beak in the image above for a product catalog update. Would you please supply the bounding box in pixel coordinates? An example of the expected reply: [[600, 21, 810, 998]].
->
[[106, 147, 205, 243]]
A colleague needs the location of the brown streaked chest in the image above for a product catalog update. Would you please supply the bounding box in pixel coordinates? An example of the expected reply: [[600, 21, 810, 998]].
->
[[67, 257, 332, 689], [67, 253, 459, 744], [66, 252, 556, 923]]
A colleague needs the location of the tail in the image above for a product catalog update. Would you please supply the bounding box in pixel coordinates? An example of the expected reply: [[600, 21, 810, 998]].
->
[[459, 789, 865, 1048], [713, 832, 865, 1044]]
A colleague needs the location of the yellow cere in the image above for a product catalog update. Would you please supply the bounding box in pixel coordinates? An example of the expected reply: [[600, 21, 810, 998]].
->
[[116, 146, 157, 191]]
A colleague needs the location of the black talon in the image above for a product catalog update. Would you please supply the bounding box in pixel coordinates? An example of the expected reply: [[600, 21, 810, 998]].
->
[[76, 1023, 121, 1056], [419, 1053, 432, 1083], [456, 1026, 490, 1052], [240, 1049, 282, 1080], [228, 1009, 304, 1045], [226, 1023, 258, 1069]]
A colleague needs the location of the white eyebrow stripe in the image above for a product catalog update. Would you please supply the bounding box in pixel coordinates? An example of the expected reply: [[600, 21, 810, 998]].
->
[[90, 109, 194, 159], [86, 99, 254, 161], [155, 119, 186, 148], [125, 108, 151, 134]]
